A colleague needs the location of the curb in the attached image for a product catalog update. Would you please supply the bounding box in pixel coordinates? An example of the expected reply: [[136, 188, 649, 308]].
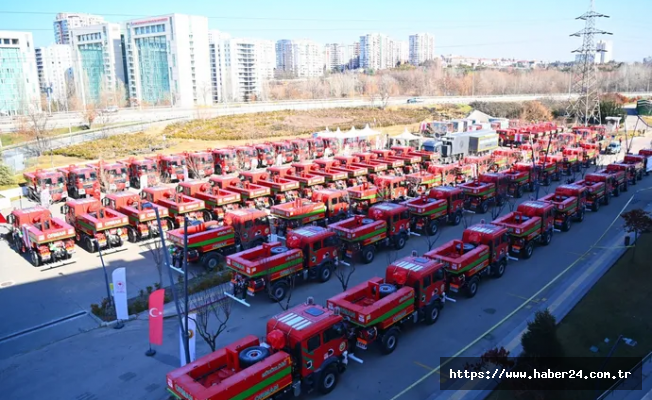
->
[[87, 310, 138, 328]]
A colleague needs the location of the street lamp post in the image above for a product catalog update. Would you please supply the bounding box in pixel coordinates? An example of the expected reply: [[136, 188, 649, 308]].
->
[[182, 215, 191, 366], [144, 203, 190, 365]]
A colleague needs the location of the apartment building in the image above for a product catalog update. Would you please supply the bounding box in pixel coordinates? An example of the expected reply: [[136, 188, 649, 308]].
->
[[70, 22, 126, 107], [123, 14, 211, 107], [35, 44, 74, 104], [392, 40, 409, 66], [53, 13, 105, 45], [409, 33, 435, 66], [596, 40, 613, 64], [348, 42, 360, 69], [210, 30, 276, 102], [359, 33, 394, 71], [276, 39, 323, 78], [0, 31, 40, 115], [324, 43, 352, 72]]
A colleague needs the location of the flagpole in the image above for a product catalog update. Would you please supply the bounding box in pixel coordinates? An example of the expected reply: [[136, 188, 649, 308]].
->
[[145, 343, 156, 357]]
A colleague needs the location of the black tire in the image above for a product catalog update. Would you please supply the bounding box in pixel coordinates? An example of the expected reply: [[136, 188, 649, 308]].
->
[[127, 227, 138, 243], [202, 252, 221, 271], [380, 329, 399, 355], [465, 277, 479, 298], [215, 165, 223, 176], [362, 247, 375, 264], [394, 234, 407, 250], [623, 183, 628, 192], [202, 211, 213, 222], [493, 259, 506, 278], [84, 236, 97, 253], [541, 230, 552, 246], [592, 200, 600, 212], [516, 185, 524, 198], [562, 217, 571, 232], [318, 264, 333, 283], [450, 211, 462, 226], [238, 346, 270, 369], [30, 250, 40, 267], [479, 201, 489, 214], [523, 242, 534, 259], [317, 365, 339, 395], [269, 281, 289, 302], [424, 302, 441, 325], [576, 209, 585, 222], [604, 194, 610, 205], [426, 221, 439, 236], [614, 187, 620, 197]]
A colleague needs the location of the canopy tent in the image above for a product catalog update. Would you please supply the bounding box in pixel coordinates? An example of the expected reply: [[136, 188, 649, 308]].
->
[[390, 128, 427, 147], [315, 124, 383, 154]]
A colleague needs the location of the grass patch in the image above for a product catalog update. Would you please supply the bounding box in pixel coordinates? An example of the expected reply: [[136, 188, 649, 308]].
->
[[0, 132, 31, 147], [51, 132, 173, 160], [486, 234, 652, 400], [163, 106, 469, 141]]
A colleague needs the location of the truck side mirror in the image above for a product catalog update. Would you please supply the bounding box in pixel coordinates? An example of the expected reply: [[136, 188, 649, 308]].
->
[[176, 185, 184, 193], [140, 191, 147, 199], [101, 197, 110, 207], [61, 205, 69, 214], [6, 214, 15, 225]]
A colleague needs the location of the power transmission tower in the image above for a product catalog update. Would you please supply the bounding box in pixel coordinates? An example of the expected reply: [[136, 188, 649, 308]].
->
[[565, 0, 612, 126]]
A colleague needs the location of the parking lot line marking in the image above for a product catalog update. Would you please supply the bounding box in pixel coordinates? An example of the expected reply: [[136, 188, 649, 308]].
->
[[389, 193, 637, 400], [505, 293, 539, 304], [414, 361, 435, 371]]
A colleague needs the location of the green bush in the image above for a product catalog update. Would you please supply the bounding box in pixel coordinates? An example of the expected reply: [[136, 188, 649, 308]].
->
[[52, 133, 171, 160], [0, 163, 15, 186]]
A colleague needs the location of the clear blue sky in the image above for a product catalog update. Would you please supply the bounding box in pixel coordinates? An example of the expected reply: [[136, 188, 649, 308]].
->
[[0, 0, 648, 61]]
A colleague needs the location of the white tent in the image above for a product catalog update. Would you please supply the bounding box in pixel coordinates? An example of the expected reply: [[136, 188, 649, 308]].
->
[[390, 128, 426, 147]]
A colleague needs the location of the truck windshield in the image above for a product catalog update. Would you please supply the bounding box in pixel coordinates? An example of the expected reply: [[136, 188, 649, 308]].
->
[[40, 178, 53, 185], [57, 176, 65, 184], [168, 161, 178, 166], [89, 172, 97, 180]]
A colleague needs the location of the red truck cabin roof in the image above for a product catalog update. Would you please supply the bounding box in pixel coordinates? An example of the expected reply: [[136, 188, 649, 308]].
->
[[517, 200, 553, 217], [478, 173, 508, 184], [286, 226, 334, 248], [11, 206, 52, 225], [270, 199, 326, 219], [391, 145, 414, 153], [67, 197, 101, 209], [368, 202, 408, 219], [25, 169, 65, 184], [556, 184, 585, 197], [267, 303, 342, 345], [429, 186, 463, 199], [178, 180, 210, 194], [639, 149, 652, 157], [624, 154, 645, 163], [462, 223, 507, 244], [166, 335, 293, 400], [224, 208, 267, 224], [241, 170, 269, 181], [209, 175, 240, 188], [106, 191, 140, 202], [267, 166, 295, 176], [213, 148, 236, 156], [312, 188, 347, 202], [514, 163, 532, 171], [375, 175, 403, 185], [386, 256, 442, 284], [606, 163, 630, 172]]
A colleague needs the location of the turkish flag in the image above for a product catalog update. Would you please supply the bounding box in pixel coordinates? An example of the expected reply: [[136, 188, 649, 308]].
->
[[148, 289, 165, 346], [0, 213, 6, 224]]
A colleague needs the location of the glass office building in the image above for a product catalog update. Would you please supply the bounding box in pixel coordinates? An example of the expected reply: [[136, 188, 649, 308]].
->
[[0, 32, 40, 115], [134, 33, 170, 104]]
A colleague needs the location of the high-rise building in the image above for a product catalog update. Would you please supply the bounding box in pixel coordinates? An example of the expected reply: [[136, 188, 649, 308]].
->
[[359, 33, 394, 71], [324, 43, 352, 72], [53, 13, 105, 45], [275, 39, 323, 78], [210, 31, 276, 102], [35, 44, 74, 106], [0, 31, 40, 115], [124, 14, 211, 107], [409, 33, 435, 66], [392, 40, 409, 66], [348, 42, 360, 70], [70, 23, 126, 107], [596, 40, 613, 64]]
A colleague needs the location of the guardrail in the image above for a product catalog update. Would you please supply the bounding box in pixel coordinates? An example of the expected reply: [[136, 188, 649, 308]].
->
[[597, 351, 652, 400]]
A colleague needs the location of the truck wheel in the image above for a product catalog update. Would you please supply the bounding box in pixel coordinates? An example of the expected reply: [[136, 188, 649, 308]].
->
[[317, 365, 339, 395], [380, 329, 399, 355], [202, 253, 221, 271], [516, 185, 524, 198], [450, 211, 462, 226], [493, 259, 506, 278], [84, 236, 97, 253], [202, 211, 213, 222], [523, 242, 534, 259], [603, 195, 610, 205], [426, 221, 439, 236], [576, 209, 585, 222], [623, 183, 629, 192], [424, 302, 441, 325], [592, 201, 600, 212], [215, 165, 223, 176], [541, 230, 552, 246], [479, 202, 489, 214], [527, 182, 534, 192], [318, 264, 333, 283], [362, 247, 375, 264], [238, 346, 270, 369], [127, 227, 138, 243], [562, 218, 572, 232], [269, 281, 289, 302], [30, 250, 40, 267], [465, 277, 479, 298], [614, 187, 620, 197], [394, 234, 407, 250], [544, 176, 551, 186]]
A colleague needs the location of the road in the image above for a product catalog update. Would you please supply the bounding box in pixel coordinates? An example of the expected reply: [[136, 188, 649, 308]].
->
[[0, 139, 650, 400], [2, 92, 650, 133]]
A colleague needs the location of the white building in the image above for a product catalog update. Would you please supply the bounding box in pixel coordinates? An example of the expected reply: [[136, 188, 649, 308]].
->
[[35, 44, 74, 106], [53, 13, 105, 45], [596, 40, 613, 64], [392, 40, 409, 66], [348, 42, 360, 69], [123, 14, 211, 108], [359, 33, 394, 71], [210, 31, 276, 103], [324, 43, 352, 71], [409, 33, 435, 66], [276, 39, 323, 78], [0, 31, 40, 115], [70, 23, 126, 108]]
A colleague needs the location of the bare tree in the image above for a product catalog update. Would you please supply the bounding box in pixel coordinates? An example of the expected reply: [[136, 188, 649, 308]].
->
[[198, 81, 213, 105], [190, 286, 232, 352], [423, 228, 442, 252], [144, 238, 166, 287], [23, 101, 54, 155], [378, 74, 397, 110], [335, 261, 356, 291], [272, 273, 296, 311]]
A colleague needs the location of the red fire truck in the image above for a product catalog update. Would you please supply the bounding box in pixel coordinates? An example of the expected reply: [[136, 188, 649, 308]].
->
[[57, 164, 100, 200], [102, 192, 170, 242], [23, 169, 67, 202], [167, 221, 236, 270], [121, 157, 159, 189], [458, 173, 510, 214], [210, 175, 272, 210], [61, 198, 129, 253], [402, 186, 465, 236], [177, 180, 240, 221], [270, 199, 327, 237], [184, 151, 214, 178], [141, 186, 206, 229], [147, 154, 187, 183], [88, 161, 129, 192], [492, 200, 555, 259]]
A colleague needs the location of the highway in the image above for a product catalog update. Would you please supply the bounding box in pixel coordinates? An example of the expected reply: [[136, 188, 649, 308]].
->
[[2, 92, 650, 133], [0, 139, 650, 400]]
